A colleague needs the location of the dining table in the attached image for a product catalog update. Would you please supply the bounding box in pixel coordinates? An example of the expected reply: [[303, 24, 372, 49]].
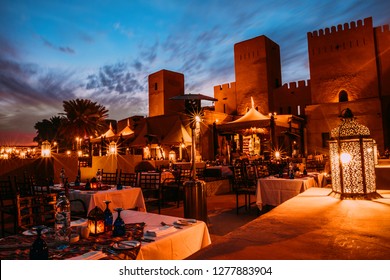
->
[[256, 172, 325, 210], [68, 187, 146, 214], [0, 209, 211, 260]]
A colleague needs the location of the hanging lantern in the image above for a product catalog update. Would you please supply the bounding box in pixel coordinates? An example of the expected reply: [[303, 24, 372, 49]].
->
[[109, 141, 117, 155], [169, 150, 176, 162], [41, 140, 51, 157], [87, 206, 105, 235], [328, 108, 381, 200]]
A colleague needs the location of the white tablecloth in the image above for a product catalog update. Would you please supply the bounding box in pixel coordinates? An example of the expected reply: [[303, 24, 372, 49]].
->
[[116, 210, 211, 260], [256, 174, 323, 210], [69, 187, 146, 213]]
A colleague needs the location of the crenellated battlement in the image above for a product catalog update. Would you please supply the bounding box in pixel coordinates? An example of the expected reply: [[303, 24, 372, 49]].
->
[[375, 24, 390, 33], [214, 82, 235, 91], [279, 80, 310, 90], [308, 17, 372, 38]]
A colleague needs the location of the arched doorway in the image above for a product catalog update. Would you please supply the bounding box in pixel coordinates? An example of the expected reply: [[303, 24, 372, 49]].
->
[[339, 90, 349, 102]]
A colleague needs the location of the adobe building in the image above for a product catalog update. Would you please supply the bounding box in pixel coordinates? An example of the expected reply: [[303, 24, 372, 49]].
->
[[305, 17, 390, 154], [148, 69, 185, 117], [214, 16, 390, 156]]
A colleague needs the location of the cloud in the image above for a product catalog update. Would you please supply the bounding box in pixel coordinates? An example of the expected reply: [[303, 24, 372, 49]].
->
[[39, 35, 75, 54], [140, 40, 159, 64], [113, 22, 134, 38], [0, 41, 79, 134], [85, 62, 145, 94], [0, 36, 20, 60]]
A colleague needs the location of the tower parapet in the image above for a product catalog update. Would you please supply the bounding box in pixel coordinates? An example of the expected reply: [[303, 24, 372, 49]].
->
[[308, 17, 379, 104], [308, 17, 372, 38], [214, 82, 237, 114], [273, 80, 311, 115]]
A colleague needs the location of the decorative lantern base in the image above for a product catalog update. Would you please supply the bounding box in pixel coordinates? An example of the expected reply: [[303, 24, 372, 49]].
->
[[329, 191, 383, 200]]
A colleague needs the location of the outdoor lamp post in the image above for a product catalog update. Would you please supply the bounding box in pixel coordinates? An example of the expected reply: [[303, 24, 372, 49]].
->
[[170, 93, 218, 223], [41, 140, 51, 157], [328, 108, 381, 200]]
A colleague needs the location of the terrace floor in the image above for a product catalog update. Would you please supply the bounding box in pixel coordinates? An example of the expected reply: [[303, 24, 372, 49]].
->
[[186, 187, 390, 260]]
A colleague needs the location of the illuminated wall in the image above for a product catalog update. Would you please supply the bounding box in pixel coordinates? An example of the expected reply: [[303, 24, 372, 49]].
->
[[148, 69, 185, 117]]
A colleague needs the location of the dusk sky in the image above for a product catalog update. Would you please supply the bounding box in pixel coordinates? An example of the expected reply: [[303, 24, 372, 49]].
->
[[1, 0, 389, 146]]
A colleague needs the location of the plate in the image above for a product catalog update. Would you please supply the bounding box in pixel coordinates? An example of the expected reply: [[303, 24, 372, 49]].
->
[[22, 228, 49, 236], [112, 240, 141, 250], [70, 218, 88, 227], [174, 220, 189, 226]]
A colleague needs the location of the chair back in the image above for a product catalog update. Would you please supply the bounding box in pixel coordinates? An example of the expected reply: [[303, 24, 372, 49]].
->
[[138, 172, 161, 190], [0, 177, 15, 202], [138, 172, 162, 213], [14, 175, 35, 197], [232, 163, 247, 188], [16, 193, 57, 230], [244, 164, 257, 186], [119, 171, 137, 187], [255, 164, 269, 178], [178, 168, 192, 184], [196, 167, 205, 180], [101, 169, 118, 185]]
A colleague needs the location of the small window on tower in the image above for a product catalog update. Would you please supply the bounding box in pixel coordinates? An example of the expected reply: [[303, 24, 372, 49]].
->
[[339, 90, 348, 102], [154, 83, 158, 90]]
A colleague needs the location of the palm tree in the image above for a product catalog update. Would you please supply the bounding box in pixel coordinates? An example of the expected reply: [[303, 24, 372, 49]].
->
[[34, 116, 64, 144], [59, 99, 109, 143]]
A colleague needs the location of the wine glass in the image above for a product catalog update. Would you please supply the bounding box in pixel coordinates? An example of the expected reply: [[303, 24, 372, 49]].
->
[[113, 208, 126, 237], [29, 225, 49, 260], [103, 200, 113, 231]]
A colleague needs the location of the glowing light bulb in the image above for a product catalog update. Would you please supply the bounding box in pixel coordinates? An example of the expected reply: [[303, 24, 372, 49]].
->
[[340, 152, 352, 164]]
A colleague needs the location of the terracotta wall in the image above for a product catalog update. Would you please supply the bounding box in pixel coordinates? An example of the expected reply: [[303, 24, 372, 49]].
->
[[214, 82, 237, 115], [234, 35, 281, 115], [305, 98, 384, 154], [148, 69, 185, 117], [273, 80, 311, 116], [0, 155, 78, 184], [308, 17, 379, 104]]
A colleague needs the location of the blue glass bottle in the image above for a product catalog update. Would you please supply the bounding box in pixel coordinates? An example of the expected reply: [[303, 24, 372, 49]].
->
[[116, 178, 123, 190], [113, 208, 126, 237], [103, 200, 113, 232]]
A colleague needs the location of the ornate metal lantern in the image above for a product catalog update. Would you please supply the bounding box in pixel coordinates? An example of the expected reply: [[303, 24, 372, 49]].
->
[[87, 206, 105, 235], [41, 140, 51, 157], [328, 108, 381, 199]]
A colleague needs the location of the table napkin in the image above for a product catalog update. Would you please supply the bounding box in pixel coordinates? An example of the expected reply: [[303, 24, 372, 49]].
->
[[67, 251, 107, 260], [145, 225, 177, 237], [70, 218, 88, 227]]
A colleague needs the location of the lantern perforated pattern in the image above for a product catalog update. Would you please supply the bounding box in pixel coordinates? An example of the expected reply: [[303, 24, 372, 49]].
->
[[328, 111, 380, 199]]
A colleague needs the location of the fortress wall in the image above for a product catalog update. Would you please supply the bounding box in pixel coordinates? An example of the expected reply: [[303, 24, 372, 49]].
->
[[214, 82, 237, 115], [308, 17, 379, 104], [375, 24, 390, 96], [273, 80, 311, 115]]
